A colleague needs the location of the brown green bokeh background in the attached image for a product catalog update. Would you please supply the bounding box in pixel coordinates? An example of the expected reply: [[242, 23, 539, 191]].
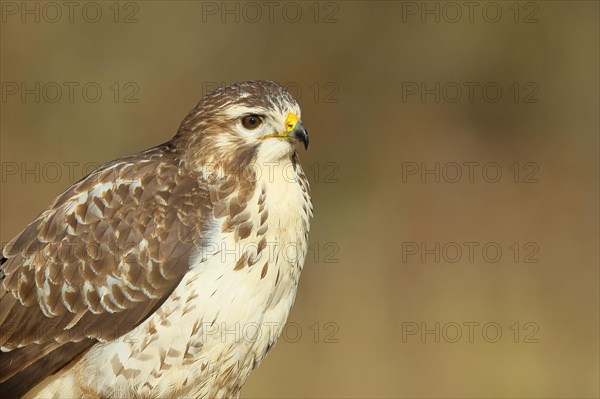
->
[[1, 1, 598, 397]]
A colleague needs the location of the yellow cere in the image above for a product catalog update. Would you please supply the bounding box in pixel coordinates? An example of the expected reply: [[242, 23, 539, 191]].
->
[[259, 113, 301, 140], [285, 113, 301, 131]]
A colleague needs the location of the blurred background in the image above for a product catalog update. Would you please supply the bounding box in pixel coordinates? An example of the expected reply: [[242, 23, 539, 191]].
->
[[1, 1, 598, 397]]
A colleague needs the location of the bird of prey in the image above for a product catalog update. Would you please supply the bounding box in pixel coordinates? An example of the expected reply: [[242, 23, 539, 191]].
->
[[0, 80, 312, 398]]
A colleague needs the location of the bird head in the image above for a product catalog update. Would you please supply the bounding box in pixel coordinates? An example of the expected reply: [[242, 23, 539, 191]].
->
[[174, 81, 309, 173]]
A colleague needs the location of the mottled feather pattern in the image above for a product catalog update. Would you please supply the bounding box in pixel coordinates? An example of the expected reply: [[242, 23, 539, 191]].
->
[[0, 80, 312, 398], [0, 146, 211, 381]]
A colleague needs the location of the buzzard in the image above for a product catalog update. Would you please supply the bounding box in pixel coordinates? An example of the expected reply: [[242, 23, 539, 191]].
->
[[0, 81, 312, 398]]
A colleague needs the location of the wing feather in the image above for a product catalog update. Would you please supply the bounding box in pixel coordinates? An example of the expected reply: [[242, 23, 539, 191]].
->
[[0, 145, 212, 395]]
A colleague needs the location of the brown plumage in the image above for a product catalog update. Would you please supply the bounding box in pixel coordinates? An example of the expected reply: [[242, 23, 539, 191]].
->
[[0, 81, 312, 398]]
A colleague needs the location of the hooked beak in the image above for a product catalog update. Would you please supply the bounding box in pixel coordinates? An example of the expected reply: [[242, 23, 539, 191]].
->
[[259, 113, 309, 150], [290, 120, 309, 150]]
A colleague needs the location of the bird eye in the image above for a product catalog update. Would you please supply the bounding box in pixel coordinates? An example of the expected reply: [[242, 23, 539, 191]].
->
[[242, 115, 263, 130]]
